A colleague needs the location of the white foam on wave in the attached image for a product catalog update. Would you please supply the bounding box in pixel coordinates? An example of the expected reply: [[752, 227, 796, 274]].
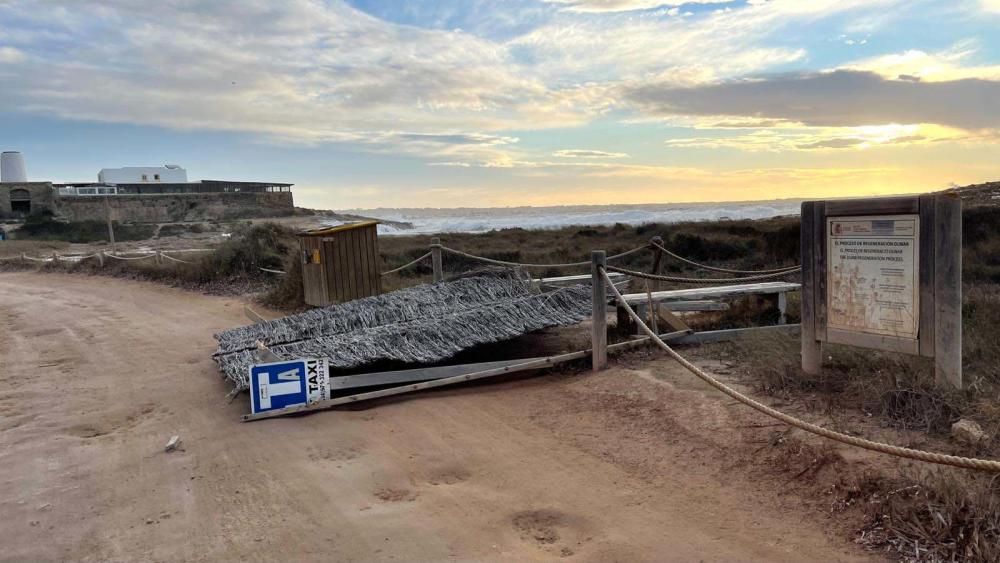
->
[[332, 201, 801, 236]]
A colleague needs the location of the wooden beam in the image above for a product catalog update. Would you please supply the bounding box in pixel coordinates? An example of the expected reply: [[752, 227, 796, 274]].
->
[[241, 328, 691, 422], [649, 235, 664, 293], [674, 324, 800, 345], [591, 250, 608, 371], [622, 282, 800, 304], [328, 358, 543, 390], [825, 196, 919, 216], [918, 195, 936, 357], [826, 328, 919, 355], [664, 300, 729, 312], [813, 201, 828, 342], [539, 272, 625, 286], [243, 306, 266, 324], [431, 237, 443, 283], [800, 201, 821, 374], [934, 194, 962, 389]]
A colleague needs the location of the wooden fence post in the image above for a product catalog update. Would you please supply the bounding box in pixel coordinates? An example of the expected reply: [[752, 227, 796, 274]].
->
[[52, 252, 59, 264], [156, 251, 163, 265], [591, 250, 608, 371], [649, 235, 664, 292], [430, 237, 443, 282], [934, 195, 962, 389], [20, 252, 25, 265], [98, 251, 105, 267], [800, 201, 822, 375]]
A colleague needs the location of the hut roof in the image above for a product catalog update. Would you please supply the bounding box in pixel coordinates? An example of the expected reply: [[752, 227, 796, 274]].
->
[[213, 272, 594, 393], [298, 221, 379, 237]]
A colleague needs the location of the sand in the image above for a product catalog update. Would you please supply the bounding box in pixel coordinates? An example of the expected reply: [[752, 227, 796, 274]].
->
[[0, 272, 880, 562]]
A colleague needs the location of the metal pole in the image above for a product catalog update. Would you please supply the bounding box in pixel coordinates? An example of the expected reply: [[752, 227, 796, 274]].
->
[[430, 237, 443, 283], [591, 250, 608, 371]]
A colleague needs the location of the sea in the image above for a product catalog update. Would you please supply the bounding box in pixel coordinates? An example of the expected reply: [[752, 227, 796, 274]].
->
[[334, 200, 802, 236]]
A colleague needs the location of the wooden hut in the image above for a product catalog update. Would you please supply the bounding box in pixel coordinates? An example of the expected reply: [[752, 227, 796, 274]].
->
[[299, 221, 382, 306]]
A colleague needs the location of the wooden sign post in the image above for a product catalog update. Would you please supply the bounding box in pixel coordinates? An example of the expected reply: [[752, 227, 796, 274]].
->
[[801, 194, 962, 388]]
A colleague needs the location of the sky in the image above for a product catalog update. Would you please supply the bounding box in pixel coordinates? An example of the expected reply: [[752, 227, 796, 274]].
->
[[1, 0, 998, 209]]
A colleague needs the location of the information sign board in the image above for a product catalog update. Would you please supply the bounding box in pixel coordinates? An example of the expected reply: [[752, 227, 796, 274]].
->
[[826, 214, 919, 339]]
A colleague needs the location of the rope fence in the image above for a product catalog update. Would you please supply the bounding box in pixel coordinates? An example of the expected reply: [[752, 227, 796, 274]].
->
[[106, 253, 157, 261], [649, 239, 800, 275], [161, 253, 196, 265], [437, 243, 647, 269], [596, 266, 1000, 472], [381, 251, 432, 276], [5, 236, 802, 286]]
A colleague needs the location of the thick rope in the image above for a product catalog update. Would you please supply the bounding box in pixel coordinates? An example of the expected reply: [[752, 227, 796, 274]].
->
[[599, 267, 1000, 472], [106, 253, 157, 261], [438, 244, 647, 269], [22, 255, 53, 262], [381, 251, 432, 276], [650, 240, 800, 275], [55, 253, 99, 261], [161, 253, 196, 265], [607, 263, 801, 284], [258, 267, 286, 274]]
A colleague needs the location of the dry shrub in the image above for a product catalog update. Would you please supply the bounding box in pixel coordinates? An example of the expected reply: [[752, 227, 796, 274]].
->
[[5, 222, 296, 297], [0, 238, 70, 257], [870, 469, 1000, 562], [724, 330, 970, 434], [963, 284, 1000, 386], [260, 256, 305, 310]]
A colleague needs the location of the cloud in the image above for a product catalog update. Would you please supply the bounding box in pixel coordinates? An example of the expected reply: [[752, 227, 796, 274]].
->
[[541, 0, 728, 13], [0, 0, 908, 155], [795, 137, 867, 150], [842, 40, 1000, 82], [395, 133, 518, 146], [625, 70, 1000, 130], [0, 46, 25, 63], [663, 123, 960, 152], [552, 149, 628, 158], [0, 0, 575, 154], [981, 0, 1000, 13]]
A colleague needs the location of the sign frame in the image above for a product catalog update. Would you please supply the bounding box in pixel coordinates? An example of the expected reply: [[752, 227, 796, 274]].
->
[[800, 194, 962, 388]]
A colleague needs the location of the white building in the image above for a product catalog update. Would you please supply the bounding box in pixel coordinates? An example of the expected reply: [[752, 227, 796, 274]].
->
[[98, 164, 187, 184]]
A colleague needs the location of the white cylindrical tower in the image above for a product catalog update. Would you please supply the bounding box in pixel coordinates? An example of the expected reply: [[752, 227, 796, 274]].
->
[[1, 151, 27, 182]]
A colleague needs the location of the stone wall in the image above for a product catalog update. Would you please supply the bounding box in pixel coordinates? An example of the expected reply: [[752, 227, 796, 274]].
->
[[55, 192, 295, 223], [0, 182, 57, 217]]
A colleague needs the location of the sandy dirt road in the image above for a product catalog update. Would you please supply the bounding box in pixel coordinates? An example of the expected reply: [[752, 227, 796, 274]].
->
[[0, 273, 879, 562]]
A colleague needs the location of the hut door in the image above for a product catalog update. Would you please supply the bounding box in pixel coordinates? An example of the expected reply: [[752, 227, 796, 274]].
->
[[301, 245, 328, 306]]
